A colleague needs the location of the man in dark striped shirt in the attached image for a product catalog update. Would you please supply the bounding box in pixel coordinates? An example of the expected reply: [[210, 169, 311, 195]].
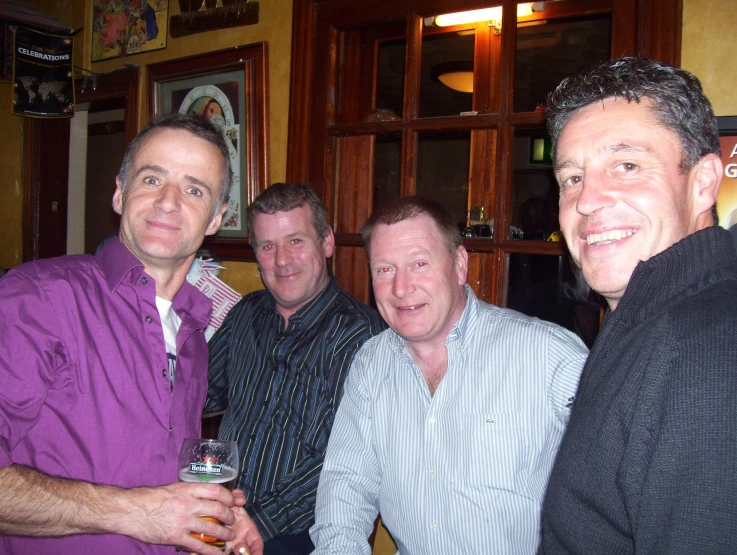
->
[[206, 183, 385, 555]]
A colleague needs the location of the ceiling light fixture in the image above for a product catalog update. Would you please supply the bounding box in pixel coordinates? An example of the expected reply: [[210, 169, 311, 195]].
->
[[431, 61, 475, 93]]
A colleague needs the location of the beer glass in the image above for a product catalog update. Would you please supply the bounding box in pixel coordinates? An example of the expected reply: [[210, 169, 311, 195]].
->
[[178, 438, 239, 548]]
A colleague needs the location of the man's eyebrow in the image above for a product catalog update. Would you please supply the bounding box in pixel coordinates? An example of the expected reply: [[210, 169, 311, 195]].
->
[[606, 143, 651, 155], [554, 143, 652, 173], [134, 164, 168, 178]]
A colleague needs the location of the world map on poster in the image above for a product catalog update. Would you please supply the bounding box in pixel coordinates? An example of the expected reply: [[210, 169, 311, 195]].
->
[[18, 76, 70, 104], [91, 0, 168, 62]]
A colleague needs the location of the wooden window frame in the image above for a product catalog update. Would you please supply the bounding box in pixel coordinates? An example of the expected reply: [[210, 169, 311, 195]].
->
[[286, 0, 682, 305]]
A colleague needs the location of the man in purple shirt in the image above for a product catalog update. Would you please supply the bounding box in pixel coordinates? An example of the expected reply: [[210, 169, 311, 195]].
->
[[0, 113, 262, 555]]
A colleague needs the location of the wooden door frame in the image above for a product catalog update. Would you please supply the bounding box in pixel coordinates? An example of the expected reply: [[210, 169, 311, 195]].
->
[[22, 66, 140, 262]]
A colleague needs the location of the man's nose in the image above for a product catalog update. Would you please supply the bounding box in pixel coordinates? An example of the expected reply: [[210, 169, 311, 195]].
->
[[392, 267, 413, 298], [154, 183, 181, 213], [275, 244, 293, 267], [576, 171, 616, 215]]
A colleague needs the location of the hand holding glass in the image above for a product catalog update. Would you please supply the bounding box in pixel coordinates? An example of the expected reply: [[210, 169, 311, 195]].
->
[[178, 438, 239, 548]]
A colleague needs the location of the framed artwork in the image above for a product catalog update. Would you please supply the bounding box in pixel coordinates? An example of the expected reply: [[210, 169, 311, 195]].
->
[[717, 116, 737, 241], [147, 43, 269, 259], [91, 0, 169, 62]]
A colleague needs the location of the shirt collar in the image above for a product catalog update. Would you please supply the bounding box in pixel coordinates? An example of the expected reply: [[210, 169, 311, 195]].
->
[[388, 283, 477, 353], [97, 237, 145, 293], [96, 237, 212, 328], [273, 277, 342, 329]]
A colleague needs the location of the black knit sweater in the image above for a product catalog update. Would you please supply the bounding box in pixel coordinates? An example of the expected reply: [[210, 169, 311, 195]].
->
[[539, 226, 737, 554]]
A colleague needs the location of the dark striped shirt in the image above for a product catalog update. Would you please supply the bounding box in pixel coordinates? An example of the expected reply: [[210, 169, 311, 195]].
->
[[206, 278, 385, 540]]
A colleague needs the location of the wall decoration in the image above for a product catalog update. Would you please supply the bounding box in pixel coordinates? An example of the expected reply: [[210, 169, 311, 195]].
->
[[147, 43, 269, 257], [717, 116, 737, 246], [12, 26, 74, 117], [91, 0, 168, 62]]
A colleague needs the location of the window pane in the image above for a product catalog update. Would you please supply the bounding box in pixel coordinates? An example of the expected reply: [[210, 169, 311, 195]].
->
[[507, 253, 600, 345], [510, 127, 558, 240], [337, 22, 405, 124], [420, 31, 475, 118], [514, 14, 611, 113], [373, 133, 402, 212], [376, 39, 406, 120], [416, 131, 470, 226]]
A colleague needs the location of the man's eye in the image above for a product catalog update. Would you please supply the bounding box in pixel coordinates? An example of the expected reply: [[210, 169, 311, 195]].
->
[[618, 162, 638, 172], [143, 177, 159, 185], [414, 261, 427, 268], [561, 175, 582, 188], [375, 267, 390, 274], [185, 187, 203, 196], [290, 238, 302, 245], [261, 244, 274, 251]]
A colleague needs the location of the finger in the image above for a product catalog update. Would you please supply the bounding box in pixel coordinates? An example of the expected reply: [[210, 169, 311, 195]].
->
[[173, 534, 231, 555], [232, 489, 247, 507], [197, 500, 237, 526], [190, 515, 237, 542]]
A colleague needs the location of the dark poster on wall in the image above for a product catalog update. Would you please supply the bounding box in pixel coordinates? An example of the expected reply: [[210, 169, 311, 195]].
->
[[12, 26, 74, 117]]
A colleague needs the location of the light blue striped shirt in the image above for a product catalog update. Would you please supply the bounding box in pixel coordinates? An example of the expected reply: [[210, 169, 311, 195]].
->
[[311, 286, 588, 555]]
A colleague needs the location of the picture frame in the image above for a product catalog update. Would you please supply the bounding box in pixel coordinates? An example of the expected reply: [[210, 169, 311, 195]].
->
[[716, 116, 737, 239], [147, 43, 269, 260]]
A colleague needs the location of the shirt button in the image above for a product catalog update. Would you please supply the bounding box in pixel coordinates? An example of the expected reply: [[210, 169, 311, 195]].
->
[[429, 416, 436, 424], [169, 427, 173, 434], [249, 434, 256, 441], [141, 277, 148, 285], [162, 369, 167, 377], [432, 522, 438, 531], [146, 315, 153, 323], [429, 468, 435, 476]]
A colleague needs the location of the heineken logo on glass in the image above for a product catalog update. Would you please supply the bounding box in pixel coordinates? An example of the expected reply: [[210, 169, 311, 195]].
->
[[189, 462, 224, 476]]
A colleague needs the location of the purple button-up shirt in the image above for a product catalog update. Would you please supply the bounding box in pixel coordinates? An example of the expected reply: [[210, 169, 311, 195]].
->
[[0, 239, 212, 554]]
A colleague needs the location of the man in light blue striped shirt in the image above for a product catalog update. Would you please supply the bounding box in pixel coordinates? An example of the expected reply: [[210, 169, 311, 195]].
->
[[310, 197, 588, 555]]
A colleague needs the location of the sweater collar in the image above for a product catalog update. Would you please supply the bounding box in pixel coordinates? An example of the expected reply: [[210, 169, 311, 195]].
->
[[612, 226, 737, 323]]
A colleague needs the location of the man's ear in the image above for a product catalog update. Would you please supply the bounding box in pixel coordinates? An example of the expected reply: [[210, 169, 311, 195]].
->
[[690, 153, 723, 228], [112, 176, 124, 216], [455, 245, 469, 285], [322, 226, 335, 258], [205, 203, 229, 236]]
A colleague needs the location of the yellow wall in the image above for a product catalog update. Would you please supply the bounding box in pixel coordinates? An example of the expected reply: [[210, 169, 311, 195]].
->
[[681, 0, 737, 116], [0, 100, 23, 269]]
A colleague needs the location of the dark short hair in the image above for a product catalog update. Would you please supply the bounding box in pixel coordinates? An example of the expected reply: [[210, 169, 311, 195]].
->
[[361, 196, 462, 260], [117, 112, 232, 210], [546, 57, 720, 174], [246, 183, 331, 244]]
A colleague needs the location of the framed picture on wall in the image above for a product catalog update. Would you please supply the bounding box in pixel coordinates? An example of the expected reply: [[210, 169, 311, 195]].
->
[[717, 116, 737, 244], [91, 0, 169, 62], [147, 43, 269, 259]]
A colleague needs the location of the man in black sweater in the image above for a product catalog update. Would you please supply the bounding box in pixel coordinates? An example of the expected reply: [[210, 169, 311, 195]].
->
[[539, 57, 737, 554]]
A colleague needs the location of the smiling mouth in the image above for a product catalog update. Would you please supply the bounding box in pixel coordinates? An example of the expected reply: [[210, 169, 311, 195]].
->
[[586, 229, 636, 246], [398, 305, 422, 311]]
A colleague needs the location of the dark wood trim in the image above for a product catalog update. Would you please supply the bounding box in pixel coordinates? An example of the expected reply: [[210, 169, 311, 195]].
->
[[637, 0, 682, 66], [22, 118, 42, 263], [287, 0, 318, 182], [88, 120, 126, 136], [76, 66, 140, 146]]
